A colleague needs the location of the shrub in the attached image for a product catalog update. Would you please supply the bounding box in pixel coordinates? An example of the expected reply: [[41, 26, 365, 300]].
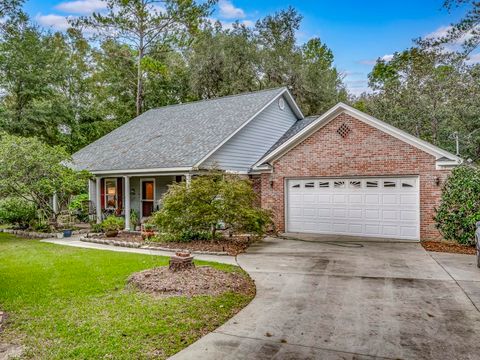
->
[[101, 216, 124, 232], [90, 222, 103, 233], [69, 194, 90, 222], [0, 197, 37, 229], [152, 171, 272, 240], [435, 165, 480, 245], [130, 209, 139, 228]]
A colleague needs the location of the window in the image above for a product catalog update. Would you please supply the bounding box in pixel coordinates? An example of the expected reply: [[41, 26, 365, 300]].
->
[[291, 183, 301, 188], [319, 181, 330, 188], [105, 178, 117, 209], [401, 179, 415, 188], [366, 181, 378, 188], [349, 181, 361, 188], [304, 182, 315, 188], [334, 181, 345, 188], [383, 181, 396, 188]]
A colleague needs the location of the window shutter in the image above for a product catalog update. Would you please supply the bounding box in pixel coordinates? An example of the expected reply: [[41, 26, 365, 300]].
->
[[100, 178, 105, 210], [117, 177, 123, 211]]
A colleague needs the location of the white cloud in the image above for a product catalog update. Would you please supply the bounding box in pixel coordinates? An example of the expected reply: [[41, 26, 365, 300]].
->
[[218, 0, 245, 19], [381, 54, 394, 62], [35, 13, 73, 31], [56, 0, 106, 14], [466, 53, 480, 64], [358, 54, 393, 66]]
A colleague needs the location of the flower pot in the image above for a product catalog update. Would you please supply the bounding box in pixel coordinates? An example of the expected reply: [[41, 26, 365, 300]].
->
[[141, 231, 154, 241], [105, 230, 119, 237], [63, 229, 72, 238]]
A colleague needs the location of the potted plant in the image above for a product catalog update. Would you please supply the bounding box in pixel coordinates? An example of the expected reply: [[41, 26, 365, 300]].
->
[[141, 222, 156, 240], [56, 212, 75, 238], [101, 216, 124, 237], [130, 209, 139, 231]]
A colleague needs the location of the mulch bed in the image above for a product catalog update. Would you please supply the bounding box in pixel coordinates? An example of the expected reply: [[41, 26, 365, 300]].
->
[[422, 241, 476, 255], [150, 238, 251, 256], [128, 266, 255, 298]]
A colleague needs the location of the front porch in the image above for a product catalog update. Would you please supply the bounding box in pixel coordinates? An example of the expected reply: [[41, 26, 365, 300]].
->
[[88, 173, 192, 230]]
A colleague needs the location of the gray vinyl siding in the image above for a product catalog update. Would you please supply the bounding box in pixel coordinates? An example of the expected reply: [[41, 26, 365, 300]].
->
[[204, 95, 298, 172]]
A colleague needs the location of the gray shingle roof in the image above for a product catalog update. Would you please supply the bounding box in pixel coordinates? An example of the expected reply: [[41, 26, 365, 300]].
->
[[72, 87, 287, 172], [262, 115, 318, 159]]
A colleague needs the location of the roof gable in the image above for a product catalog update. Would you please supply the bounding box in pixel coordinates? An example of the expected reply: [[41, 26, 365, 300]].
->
[[254, 102, 462, 169], [72, 87, 302, 173]]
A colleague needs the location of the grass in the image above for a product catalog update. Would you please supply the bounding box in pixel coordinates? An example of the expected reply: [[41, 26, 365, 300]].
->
[[0, 234, 253, 359]]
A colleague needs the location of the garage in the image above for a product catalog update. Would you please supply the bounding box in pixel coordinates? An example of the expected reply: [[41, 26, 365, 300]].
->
[[286, 177, 420, 240]]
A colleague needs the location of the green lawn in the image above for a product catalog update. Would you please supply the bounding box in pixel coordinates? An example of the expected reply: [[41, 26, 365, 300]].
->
[[0, 234, 253, 359]]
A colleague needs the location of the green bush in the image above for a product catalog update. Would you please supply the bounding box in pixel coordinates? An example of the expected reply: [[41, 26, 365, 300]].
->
[[101, 216, 124, 232], [152, 171, 272, 241], [90, 222, 103, 233], [0, 197, 37, 229], [435, 165, 480, 245], [69, 194, 90, 222]]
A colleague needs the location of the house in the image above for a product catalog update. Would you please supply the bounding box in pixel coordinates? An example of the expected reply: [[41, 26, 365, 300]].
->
[[72, 87, 461, 241]]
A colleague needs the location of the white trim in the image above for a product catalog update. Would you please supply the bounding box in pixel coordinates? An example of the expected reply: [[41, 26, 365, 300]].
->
[[140, 178, 156, 219], [253, 102, 462, 169], [92, 167, 192, 175], [124, 176, 131, 231], [194, 88, 304, 169]]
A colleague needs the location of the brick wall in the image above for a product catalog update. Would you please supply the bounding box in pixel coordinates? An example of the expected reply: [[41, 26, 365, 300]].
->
[[259, 113, 450, 240]]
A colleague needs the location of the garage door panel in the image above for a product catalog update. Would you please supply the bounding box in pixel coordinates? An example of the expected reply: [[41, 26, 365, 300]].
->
[[382, 194, 398, 205], [348, 194, 363, 204], [333, 208, 347, 218], [382, 210, 398, 220], [365, 209, 380, 220], [333, 194, 347, 203], [348, 209, 363, 219], [287, 177, 419, 241], [365, 194, 380, 204]]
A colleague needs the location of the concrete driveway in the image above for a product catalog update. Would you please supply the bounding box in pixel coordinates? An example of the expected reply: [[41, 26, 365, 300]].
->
[[171, 236, 480, 360]]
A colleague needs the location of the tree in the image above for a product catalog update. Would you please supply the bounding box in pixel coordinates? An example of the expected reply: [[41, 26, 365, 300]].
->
[[357, 47, 480, 161], [419, 1, 480, 55], [0, 133, 91, 223], [74, 0, 214, 116], [435, 165, 480, 245], [152, 171, 271, 240], [188, 21, 258, 98]]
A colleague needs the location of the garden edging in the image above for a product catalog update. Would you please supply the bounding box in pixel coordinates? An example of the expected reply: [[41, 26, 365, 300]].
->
[[0, 228, 88, 239], [80, 235, 230, 256]]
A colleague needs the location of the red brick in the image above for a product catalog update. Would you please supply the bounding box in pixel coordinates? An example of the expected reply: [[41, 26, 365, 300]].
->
[[257, 113, 449, 240]]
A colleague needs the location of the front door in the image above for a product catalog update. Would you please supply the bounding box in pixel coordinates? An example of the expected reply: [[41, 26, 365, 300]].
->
[[141, 180, 155, 217]]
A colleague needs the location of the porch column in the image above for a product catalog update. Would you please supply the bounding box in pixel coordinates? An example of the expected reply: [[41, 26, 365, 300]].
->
[[185, 173, 192, 188], [124, 176, 131, 231], [52, 192, 58, 215], [95, 177, 102, 224]]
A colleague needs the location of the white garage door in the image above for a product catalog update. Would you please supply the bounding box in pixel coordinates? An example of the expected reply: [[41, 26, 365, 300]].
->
[[286, 177, 420, 240]]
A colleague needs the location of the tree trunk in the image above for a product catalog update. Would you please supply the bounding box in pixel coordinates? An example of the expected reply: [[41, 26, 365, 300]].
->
[[136, 44, 144, 116], [211, 224, 216, 242]]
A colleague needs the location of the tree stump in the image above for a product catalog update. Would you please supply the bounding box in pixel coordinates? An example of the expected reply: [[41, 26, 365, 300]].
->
[[169, 251, 195, 272]]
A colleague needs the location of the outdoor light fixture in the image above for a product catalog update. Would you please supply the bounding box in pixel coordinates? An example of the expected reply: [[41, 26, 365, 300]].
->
[[435, 177, 441, 186]]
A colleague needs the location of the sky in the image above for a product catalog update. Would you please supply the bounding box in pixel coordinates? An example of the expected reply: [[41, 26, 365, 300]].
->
[[24, 0, 473, 95]]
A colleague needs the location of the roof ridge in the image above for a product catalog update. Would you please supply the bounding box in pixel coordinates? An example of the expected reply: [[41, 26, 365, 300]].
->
[[147, 86, 287, 112]]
